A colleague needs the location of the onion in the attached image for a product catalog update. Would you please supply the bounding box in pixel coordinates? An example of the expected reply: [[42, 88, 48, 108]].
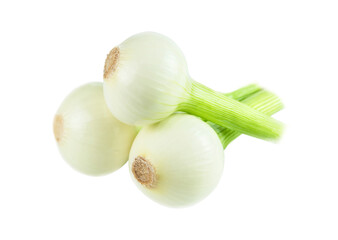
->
[[103, 32, 283, 140], [129, 113, 224, 207], [53, 82, 138, 176], [128, 89, 283, 207]]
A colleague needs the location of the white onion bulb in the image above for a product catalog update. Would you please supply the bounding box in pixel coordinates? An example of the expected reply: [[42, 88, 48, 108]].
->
[[103, 32, 188, 126], [128, 113, 224, 207], [53, 82, 138, 176]]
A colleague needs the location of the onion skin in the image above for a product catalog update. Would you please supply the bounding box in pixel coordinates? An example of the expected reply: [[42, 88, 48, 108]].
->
[[54, 82, 138, 176]]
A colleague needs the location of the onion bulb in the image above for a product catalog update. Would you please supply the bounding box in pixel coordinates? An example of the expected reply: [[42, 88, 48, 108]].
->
[[103, 32, 283, 140], [53, 82, 138, 176], [128, 89, 283, 207], [129, 113, 224, 207]]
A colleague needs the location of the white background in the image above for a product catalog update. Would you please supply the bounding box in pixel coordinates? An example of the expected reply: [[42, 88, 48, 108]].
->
[[0, 0, 337, 239]]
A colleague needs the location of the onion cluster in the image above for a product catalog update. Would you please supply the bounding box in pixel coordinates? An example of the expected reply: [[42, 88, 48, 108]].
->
[[53, 32, 284, 207]]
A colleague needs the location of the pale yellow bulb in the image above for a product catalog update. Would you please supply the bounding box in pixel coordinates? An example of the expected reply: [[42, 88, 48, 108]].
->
[[128, 113, 224, 207], [54, 82, 138, 176]]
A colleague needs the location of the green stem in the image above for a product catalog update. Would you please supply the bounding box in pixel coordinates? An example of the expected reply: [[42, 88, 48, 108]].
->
[[178, 81, 283, 141], [224, 84, 261, 101], [210, 90, 284, 149]]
